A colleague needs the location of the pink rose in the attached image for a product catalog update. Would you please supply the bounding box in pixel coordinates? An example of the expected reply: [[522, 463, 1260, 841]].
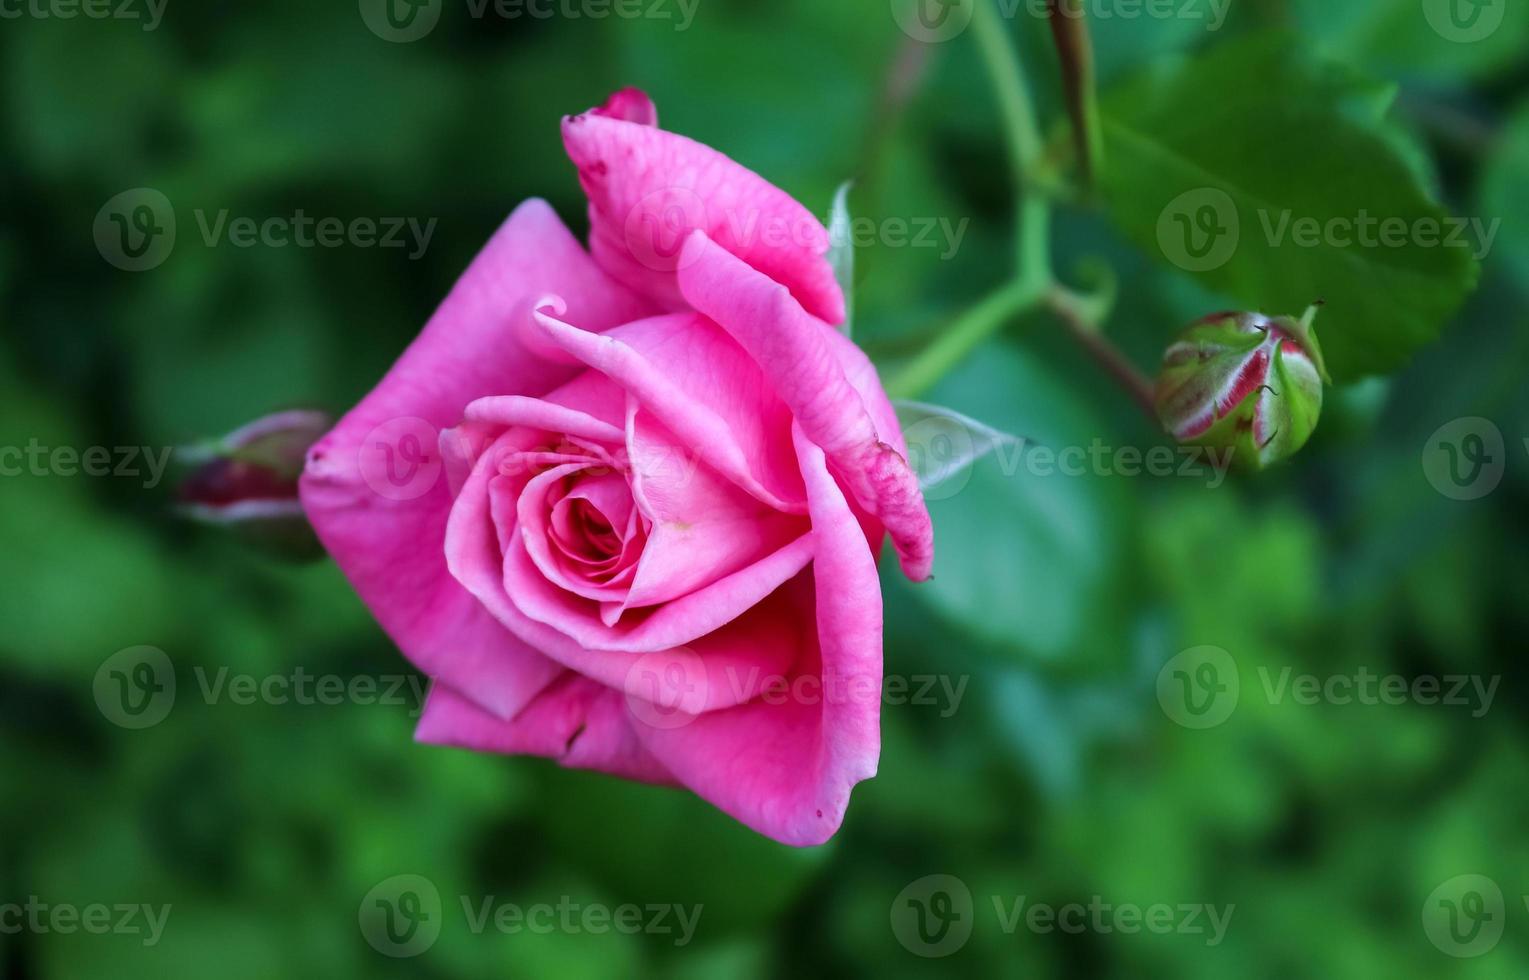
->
[[300, 89, 933, 846]]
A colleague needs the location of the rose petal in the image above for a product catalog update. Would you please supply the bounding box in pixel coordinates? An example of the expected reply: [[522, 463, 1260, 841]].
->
[[518, 462, 636, 603], [563, 97, 844, 324], [462, 395, 625, 445], [445, 439, 806, 713], [590, 87, 659, 127], [299, 199, 651, 720], [620, 405, 806, 616], [531, 307, 807, 513], [501, 530, 812, 657], [630, 430, 883, 847], [416, 677, 674, 785], [675, 231, 934, 581]]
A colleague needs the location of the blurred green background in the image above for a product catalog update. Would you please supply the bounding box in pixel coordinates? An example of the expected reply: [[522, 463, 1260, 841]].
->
[[3, 0, 1529, 976]]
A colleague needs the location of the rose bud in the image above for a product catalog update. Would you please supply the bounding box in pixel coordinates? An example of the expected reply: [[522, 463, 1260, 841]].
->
[[178, 409, 331, 558], [1155, 306, 1330, 469]]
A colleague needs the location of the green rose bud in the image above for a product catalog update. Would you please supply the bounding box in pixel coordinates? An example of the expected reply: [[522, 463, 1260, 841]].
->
[[1155, 306, 1330, 469]]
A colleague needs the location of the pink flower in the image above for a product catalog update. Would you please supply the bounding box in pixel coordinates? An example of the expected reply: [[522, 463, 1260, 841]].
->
[[299, 89, 933, 846]]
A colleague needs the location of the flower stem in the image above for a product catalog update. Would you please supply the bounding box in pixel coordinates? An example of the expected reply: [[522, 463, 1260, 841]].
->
[[886, 0, 1150, 413], [1046, 287, 1157, 418], [887, 0, 1052, 401], [971, 0, 1046, 179], [886, 278, 1047, 399], [970, 0, 1051, 280]]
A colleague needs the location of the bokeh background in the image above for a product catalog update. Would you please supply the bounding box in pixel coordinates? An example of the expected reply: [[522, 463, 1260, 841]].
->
[[3, 0, 1529, 976]]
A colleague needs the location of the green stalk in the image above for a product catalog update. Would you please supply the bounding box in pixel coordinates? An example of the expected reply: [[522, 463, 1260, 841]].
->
[[970, 0, 1051, 282], [888, 0, 1149, 412], [886, 278, 1047, 399]]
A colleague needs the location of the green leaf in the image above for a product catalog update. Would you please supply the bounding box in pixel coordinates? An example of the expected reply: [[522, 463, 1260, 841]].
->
[[1288, 0, 1529, 86], [894, 398, 1024, 491], [826, 181, 855, 335], [907, 343, 1130, 663], [1100, 36, 1479, 380]]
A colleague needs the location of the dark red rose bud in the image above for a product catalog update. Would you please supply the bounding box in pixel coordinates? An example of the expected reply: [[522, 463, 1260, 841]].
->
[[177, 409, 331, 558]]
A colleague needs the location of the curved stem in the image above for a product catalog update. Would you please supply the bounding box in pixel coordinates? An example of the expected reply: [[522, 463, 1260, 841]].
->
[[971, 0, 1051, 281], [971, 0, 1046, 178], [886, 278, 1047, 399], [887, 0, 1150, 414], [1047, 287, 1156, 418], [888, 0, 1052, 402]]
